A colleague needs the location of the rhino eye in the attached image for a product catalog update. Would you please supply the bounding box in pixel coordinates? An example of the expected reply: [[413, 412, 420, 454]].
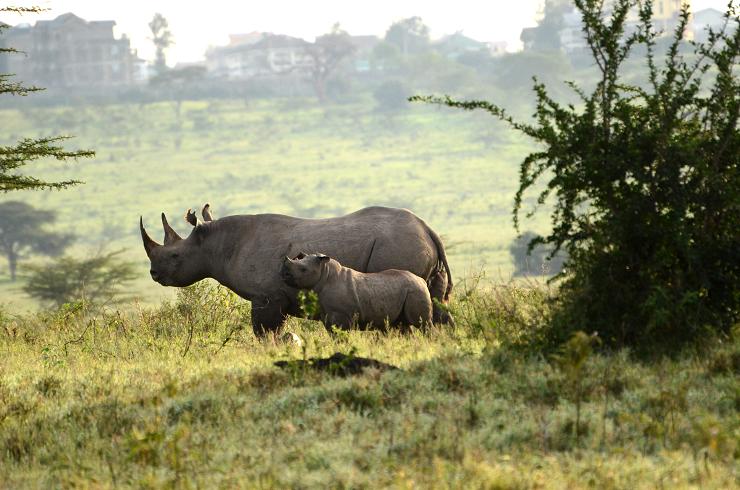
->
[[300, 267, 307, 272], [171, 252, 180, 259]]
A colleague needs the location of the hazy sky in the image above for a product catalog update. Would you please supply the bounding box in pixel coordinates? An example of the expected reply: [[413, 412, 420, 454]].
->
[[9, 0, 732, 64]]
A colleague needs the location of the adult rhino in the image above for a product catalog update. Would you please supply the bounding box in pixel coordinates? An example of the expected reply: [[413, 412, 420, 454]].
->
[[140, 205, 453, 336]]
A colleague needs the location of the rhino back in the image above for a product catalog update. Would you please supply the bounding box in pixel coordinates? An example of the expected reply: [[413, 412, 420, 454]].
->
[[213, 207, 438, 300], [351, 269, 429, 325]]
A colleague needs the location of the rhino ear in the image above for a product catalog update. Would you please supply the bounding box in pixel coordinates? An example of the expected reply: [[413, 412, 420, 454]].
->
[[161, 213, 183, 245], [317, 254, 330, 262], [202, 203, 213, 222], [185, 208, 198, 227], [294, 252, 306, 260]]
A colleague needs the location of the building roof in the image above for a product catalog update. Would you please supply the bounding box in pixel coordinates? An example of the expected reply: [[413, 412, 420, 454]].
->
[[35, 12, 116, 29], [207, 33, 309, 57], [434, 31, 486, 49]]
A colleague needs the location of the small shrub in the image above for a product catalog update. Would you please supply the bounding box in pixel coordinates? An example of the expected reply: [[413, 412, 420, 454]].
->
[[373, 80, 410, 112]]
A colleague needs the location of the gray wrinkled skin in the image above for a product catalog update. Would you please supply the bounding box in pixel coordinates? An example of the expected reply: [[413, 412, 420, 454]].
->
[[140, 206, 452, 336], [281, 254, 433, 331]]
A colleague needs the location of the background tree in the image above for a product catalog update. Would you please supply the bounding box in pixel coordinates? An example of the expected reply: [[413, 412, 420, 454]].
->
[[0, 6, 93, 192], [23, 249, 137, 308], [306, 23, 356, 103], [385, 17, 430, 56], [149, 13, 174, 76], [415, 0, 740, 351], [509, 231, 566, 277], [0, 201, 74, 281], [373, 79, 410, 112]]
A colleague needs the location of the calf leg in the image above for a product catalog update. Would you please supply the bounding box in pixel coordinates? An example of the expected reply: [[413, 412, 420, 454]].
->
[[403, 290, 434, 331]]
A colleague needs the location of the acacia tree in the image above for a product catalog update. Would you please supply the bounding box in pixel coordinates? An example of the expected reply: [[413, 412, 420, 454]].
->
[[0, 6, 93, 192], [306, 23, 356, 103], [414, 0, 740, 350], [149, 12, 173, 76], [23, 249, 137, 307], [0, 201, 73, 281]]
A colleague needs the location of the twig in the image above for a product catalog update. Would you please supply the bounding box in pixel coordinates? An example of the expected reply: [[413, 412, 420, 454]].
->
[[181, 314, 194, 358]]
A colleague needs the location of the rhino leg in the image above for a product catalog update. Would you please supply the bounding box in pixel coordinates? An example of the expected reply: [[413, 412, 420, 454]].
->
[[429, 270, 455, 326], [251, 298, 288, 337], [323, 312, 353, 332]]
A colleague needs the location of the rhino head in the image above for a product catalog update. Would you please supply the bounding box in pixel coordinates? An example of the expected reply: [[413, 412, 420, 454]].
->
[[140, 212, 210, 287], [280, 253, 329, 289]]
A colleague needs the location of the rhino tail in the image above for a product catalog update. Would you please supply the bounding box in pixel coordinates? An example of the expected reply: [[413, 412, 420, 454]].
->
[[423, 222, 453, 301]]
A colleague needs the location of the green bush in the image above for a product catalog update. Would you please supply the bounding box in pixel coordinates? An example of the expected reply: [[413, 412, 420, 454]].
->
[[373, 80, 410, 112], [23, 250, 137, 308], [414, 0, 740, 351]]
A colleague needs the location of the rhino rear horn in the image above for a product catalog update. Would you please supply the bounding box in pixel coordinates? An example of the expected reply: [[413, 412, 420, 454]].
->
[[202, 203, 213, 222], [161, 213, 182, 245], [140, 216, 161, 258], [185, 208, 198, 227]]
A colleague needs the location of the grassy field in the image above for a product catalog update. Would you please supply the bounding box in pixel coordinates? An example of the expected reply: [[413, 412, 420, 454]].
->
[[1, 95, 545, 311], [2, 95, 736, 488], [0, 282, 737, 488]]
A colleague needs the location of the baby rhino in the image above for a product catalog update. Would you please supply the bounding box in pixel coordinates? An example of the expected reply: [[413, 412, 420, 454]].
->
[[281, 253, 433, 331]]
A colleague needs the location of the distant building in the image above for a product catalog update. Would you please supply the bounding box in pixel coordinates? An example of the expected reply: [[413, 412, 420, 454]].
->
[[0, 13, 136, 87], [350, 35, 380, 72], [523, 0, 694, 54], [486, 41, 508, 57], [559, 9, 588, 54], [520, 27, 537, 51], [433, 31, 489, 60], [691, 8, 734, 43], [205, 32, 313, 80]]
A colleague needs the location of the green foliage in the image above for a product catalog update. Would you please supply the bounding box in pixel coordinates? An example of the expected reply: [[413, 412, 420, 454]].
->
[[413, 1, 740, 351], [297, 289, 321, 319], [0, 7, 94, 192], [22, 250, 137, 307], [0, 201, 73, 281]]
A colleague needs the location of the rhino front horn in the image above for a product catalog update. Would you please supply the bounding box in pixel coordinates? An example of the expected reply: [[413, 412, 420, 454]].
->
[[161, 213, 183, 245], [140, 216, 161, 258]]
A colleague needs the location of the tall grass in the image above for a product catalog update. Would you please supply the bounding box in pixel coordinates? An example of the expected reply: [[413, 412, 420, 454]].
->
[[1, 281, 737, 487]]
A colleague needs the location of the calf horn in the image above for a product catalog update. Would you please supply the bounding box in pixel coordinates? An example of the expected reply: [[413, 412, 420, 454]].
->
[[140, 217, 161, 258], [161, 213, 182, 245]]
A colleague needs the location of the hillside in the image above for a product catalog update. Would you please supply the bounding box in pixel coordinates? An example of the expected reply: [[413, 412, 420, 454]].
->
[[0, 96, 546, 310]]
